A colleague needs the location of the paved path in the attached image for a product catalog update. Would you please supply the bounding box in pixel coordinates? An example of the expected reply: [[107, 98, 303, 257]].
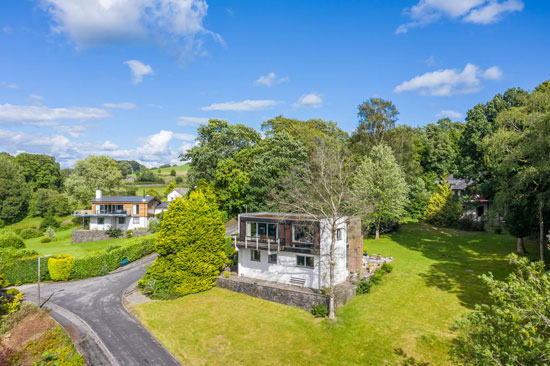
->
[[18, 255, 180, 366]]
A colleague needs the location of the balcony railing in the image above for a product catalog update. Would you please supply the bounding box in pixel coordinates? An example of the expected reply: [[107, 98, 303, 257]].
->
[[233, 235, 317, 253], [74, 209, 130, 216]]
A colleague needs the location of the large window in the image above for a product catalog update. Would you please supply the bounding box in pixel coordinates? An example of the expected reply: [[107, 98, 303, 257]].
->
[[118, 217, 125, 225], [98, 218, 104, 225], [133, 217, 139, 224], [246, 222, 278, 239], [293, 225, 314, 244], [251, 249, 261, 262], [296, 255, 314, 268], [133, 204, 140, 215]]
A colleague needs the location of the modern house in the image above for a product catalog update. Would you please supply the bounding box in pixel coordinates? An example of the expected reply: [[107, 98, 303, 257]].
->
[[74, 189, 161, 231], [167, 188, 189, 202], [232, 212, 363, 290]]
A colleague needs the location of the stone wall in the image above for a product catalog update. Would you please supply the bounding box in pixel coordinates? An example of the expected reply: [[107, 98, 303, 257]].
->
[[71, 229, 151, 243]]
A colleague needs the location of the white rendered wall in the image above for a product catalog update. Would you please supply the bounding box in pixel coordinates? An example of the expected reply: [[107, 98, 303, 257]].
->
[[167, 191, 182, 202], [319, 219, 348, 288], [238, 248, 321, 289], [89, 216, 149, 231]]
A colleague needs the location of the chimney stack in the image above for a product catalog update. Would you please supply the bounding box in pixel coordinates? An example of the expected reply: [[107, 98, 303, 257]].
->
[[95, 187, 102, 200]]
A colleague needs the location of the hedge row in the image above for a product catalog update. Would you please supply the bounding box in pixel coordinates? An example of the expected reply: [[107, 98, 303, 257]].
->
[[1, 238, 155, 286]]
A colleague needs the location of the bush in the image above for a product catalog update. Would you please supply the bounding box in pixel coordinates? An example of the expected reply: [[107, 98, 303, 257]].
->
[[457, 217, 485, 232], [40, 237, 51, 243], [0, 230, 25, 249], [311, 304, 329, 318], [356, 281, 372, 295], [19, 228, 40, 239], [5, 288, 19, 296], [48, 255, 74, 281], [45, 227, 56, 240], [170, 169, 176, 177], [223, 270, 230, 278], [148, 217, 160, 233], [175, 176, 183, 184], [369, 270, 385, 285], [106, 226, 122, 238], [40, 215, 59, 231], [106, 244, 121, 252], [1, 255, 51, 286], [381, 262, 393, 273], [126, 230, 133, 238], [367, 220, 400, 236], [423, 176, 462, 227], [494, 226, 503, 235]]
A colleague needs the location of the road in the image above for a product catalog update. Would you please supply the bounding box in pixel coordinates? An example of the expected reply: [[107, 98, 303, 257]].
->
[[18, 255, 180, 366]]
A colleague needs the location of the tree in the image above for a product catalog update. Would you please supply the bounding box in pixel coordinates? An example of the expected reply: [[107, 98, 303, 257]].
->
[[118, 161, 133, 177], [423, 175, 462, 227], [450, 254, 550, 365], [139, 191, 226, 299], [32, 189, 72, 218], [0, 155, 31, 224], [350, 98, 399, 155], [352, 144, 409, 239], [417, 118, 464, 176], [273, 140, 354, 320], [14, 153, 63, 191], [170, 169, 176, 177], [385, 125, 423, 183], [64, 155, 125, 206], [164, 182, 176, 197]]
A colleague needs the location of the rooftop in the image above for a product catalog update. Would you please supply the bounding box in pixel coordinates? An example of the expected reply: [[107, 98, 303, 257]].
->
[[91, 195, 157, 203]]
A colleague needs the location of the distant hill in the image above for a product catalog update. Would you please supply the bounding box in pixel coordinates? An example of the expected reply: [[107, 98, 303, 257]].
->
[[117, 160, 147, 175]]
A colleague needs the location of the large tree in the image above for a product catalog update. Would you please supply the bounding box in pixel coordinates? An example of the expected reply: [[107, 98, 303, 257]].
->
[[418, 118, 464, 176], [14, 153, 63, 191], [352, 143, 409, 239], [0, 155, 31, 225], [64, 155, 125, 206]]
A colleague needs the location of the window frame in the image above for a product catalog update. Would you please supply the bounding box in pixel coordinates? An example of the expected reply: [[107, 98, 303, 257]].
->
[[97, 218, 104, 225], [268, 253, 278, 264], [250, 249, 261, 262], [133, 217, 140, 224], [133, 204, 140, 215], [246, 221, 278, 239], [292, 224, 314, 244], [118, 217, 125, 225], [296, 255, 314, 268], [336, 228, 343, 241]]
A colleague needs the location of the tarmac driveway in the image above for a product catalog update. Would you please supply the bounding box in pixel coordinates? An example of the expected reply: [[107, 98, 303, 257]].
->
[[18, 255, 180, 366]]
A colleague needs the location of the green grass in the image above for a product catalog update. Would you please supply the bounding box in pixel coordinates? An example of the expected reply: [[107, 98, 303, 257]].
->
[[133, 223, 539, 366], [5, 215, 73, 230], [23, 227, 154, 257], [129, 164, 189, 178]]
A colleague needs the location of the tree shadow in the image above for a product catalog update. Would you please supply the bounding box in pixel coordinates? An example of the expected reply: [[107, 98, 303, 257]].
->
[[390, 223, 539, 309]]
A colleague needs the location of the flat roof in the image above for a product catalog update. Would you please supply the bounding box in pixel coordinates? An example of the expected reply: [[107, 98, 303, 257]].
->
[[239, 212, 360, 221], [91, 195, 157, 203]]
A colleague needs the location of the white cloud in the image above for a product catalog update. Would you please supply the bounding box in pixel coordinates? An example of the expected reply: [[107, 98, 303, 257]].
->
[[0, 104, 110, 124], [54, 124, 90, 138], [103, 102, 137, 109], [124, 60, 154, 84], [394, 64, 502, 96], [254, 72, 289, 87], [100, 140, 120, 150], [201, 99, 278, 111], [41, 0, 221, 56], [28, 94, 44, 105], [293, 93, 323, 108], [436, 110, 463, 119], [482, 66, 503, 80], [1, 81, 18, 89], [425, 56, 436, 67], [178, 116, 209, 126], [396, 0, 524, 34]]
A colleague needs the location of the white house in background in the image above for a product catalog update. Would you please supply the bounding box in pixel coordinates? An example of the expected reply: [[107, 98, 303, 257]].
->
[[167, 188, 189, 202], [74, 189, 161, 231], [437, 174, 490, 221], [233, 212, 363, 290]]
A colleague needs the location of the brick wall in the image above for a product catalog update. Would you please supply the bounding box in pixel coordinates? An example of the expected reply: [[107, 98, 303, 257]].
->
[[347, 217, 363, 273]]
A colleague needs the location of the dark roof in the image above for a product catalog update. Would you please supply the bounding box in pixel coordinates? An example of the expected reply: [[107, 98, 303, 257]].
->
[[172, 188, 189, 195], [91, 195, 157, 203], [437, 174, 475, 191], [157, 202, 169, 208]]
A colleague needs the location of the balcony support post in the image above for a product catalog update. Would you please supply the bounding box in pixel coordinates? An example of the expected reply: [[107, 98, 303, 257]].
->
[[245, 236, 247, 248], [277, 238, 280, 252], [256, 236, 259, 250], [268, 238, 271, 255]]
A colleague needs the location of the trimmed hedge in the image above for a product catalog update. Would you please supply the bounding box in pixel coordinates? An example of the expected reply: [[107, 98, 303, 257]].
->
[[48, 255, 74, 281], [2, 256, 51, 286]]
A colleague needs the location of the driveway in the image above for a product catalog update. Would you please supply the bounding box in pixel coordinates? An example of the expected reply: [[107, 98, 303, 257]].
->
[[18, 255, 180, 366]]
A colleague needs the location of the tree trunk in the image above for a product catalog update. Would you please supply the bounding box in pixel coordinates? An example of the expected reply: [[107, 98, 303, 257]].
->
[[328, 227, 336, 320], [539, 201, 544, 262], [517, 237, 527, 254], [375, 219, 380, 240]]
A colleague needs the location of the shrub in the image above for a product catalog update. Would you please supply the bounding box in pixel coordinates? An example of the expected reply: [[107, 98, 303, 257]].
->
[[423, 175, 462, 227], [106, 226, 122, 238], [494, 226, 503, 235], [19, 228, 40, 239], [369, 270, 385, 285], [40, 215, 59, 231], [5, 288, 19, 296], [170, 169, 176, 177], [381, 262, 393, 273], [106, 244, 121, 252], [311, 304, 329, 318], [48, 255, 74, 281], [1, 255, 51, 286], [363, 246, 368, 255], [457, 217, 485, 232], [356, 281, 372, 295], [41, 237, 51, 243], [0, 230, 25, 249], [126, 230, 133, 238], [45, 227, 56, 240], [148, 217, 160, 233], [223, 270, 230, 278], [175, 176, 183, 184]]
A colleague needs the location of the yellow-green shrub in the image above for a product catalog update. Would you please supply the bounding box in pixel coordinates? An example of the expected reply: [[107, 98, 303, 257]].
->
[[48, 255, 73, 281]]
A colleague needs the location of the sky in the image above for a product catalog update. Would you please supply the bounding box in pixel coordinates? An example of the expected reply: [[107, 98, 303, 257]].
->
[[0, 0, 548, 168]]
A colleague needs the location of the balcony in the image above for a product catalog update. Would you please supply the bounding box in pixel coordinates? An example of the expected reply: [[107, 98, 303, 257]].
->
[[233, 236, 317, 254], [74, 209, 130, 217]]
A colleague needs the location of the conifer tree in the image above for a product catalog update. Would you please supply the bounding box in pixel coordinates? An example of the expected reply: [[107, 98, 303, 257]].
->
[[423, 174, 462, 226]]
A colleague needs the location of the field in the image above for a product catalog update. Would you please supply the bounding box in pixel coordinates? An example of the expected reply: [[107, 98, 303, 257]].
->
[[129, 164, 189, 178], [133, 223, 538, 366]]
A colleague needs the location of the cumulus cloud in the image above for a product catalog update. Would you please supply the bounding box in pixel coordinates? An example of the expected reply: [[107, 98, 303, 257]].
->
[[293, 93, 323, 108], [178, 116, 209, 126], [201, 99, 278, 111], [254, 72, 289, 87], [54, 124, 90, 138], [436, 110, 463, 119], [124, 60, 154, 84], [103, 102, 137, 109], [396, 0, 524, 34], [41, 0, 221, 56], [1, 81, 18, 89], [0, 104, 110, 124], [394, 64, 502, 96]]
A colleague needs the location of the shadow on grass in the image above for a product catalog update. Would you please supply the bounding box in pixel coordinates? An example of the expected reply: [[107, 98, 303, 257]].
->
[[390, 223, 539, 309]]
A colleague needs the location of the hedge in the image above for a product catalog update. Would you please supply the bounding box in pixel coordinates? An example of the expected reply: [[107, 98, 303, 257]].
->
[[48, 255, 74, 281], [0, 238, 155, 286]]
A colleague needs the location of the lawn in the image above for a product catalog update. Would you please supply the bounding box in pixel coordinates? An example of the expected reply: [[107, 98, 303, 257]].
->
[[129, 164, 189, 178], [133, 223, 539, 366], [23, 227, 154, 257], [5, 215, 73, 230]]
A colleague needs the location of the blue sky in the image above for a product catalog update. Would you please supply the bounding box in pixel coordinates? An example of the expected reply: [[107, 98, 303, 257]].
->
[[0, 0, 548, 167]]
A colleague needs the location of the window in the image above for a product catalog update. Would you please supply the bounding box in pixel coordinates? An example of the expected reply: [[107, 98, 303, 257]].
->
[[268, 254, 277, 264], [476, 206, 484, 218], [293, 225, 314, 244], [133, 204, 140, 215], [354, 248, 358, 258], [133, 217, 140, 224], [297, 255, 314, 268], [250, 250, 261, 262], [246, 222, 278, 239], [98, 218, 104, 225], [118, 217, 125, 225], [336, 228, 343, 241]]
